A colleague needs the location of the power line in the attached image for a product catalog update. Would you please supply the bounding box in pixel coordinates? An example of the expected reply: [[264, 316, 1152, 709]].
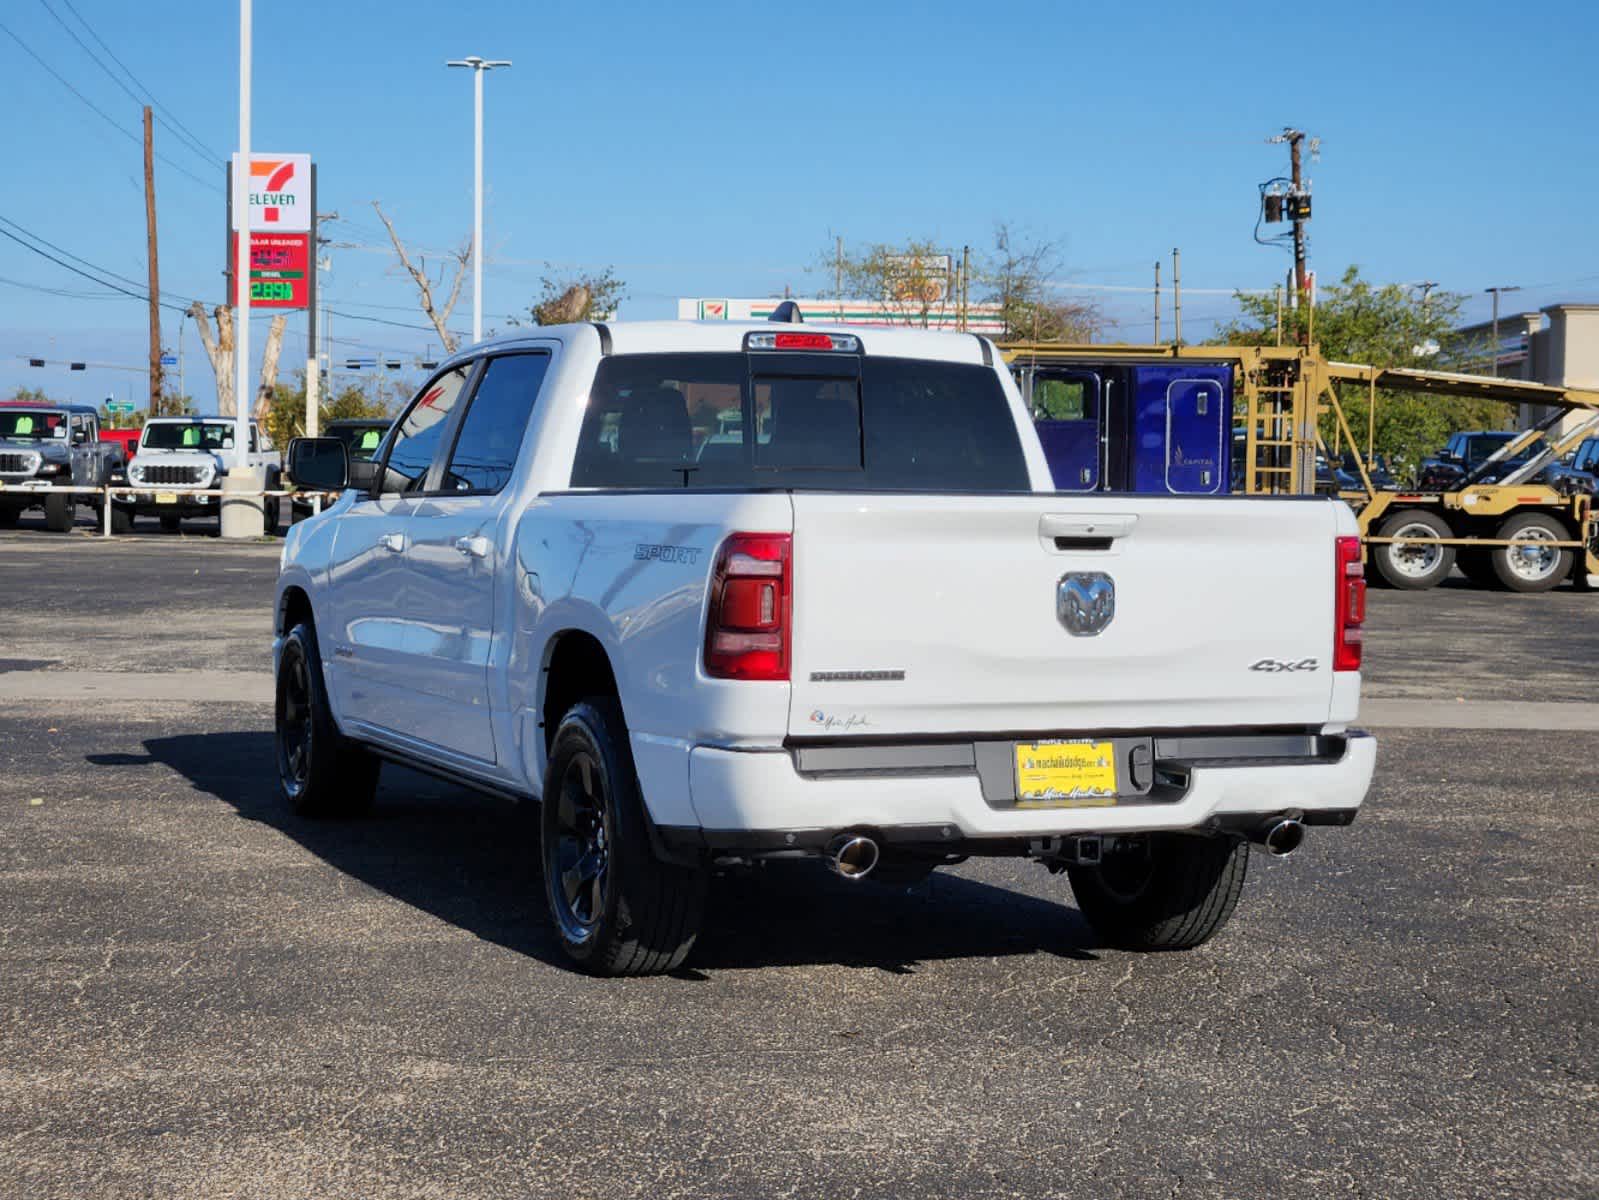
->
[[36, 0, 218, 167], [325, 306, 470, 337], [0, 226, 189, 315], [0, 273, 131, 300], [56, 0, 221, 162], [0, 18, 218, 193], [0, 215, 211, 308]]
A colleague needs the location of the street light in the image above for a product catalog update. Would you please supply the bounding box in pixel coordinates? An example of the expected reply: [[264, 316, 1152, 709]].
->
[[1485, 285, 1522, 378], [446, 55, 511, 345]]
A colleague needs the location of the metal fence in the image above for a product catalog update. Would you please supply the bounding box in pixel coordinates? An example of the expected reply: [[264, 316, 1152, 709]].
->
[[0, 484, 332, 537]]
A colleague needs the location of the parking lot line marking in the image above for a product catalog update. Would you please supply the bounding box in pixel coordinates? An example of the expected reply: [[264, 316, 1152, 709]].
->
[[0, 670, 273, 705], [1360, 698, 1599, 732]]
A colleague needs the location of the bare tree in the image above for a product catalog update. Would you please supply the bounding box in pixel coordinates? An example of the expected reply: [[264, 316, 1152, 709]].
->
[[253, 314, 288, 420], [188, 301, 286, 418], [984, 224, 1102, 343], [189, 301, 234, 416], [373, 201, 470, 354]]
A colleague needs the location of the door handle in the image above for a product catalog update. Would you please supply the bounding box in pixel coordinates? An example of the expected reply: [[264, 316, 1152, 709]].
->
[[379, 532, 406, 553], [454, 535, 491, 559], [1039, 513, 1138, 541]]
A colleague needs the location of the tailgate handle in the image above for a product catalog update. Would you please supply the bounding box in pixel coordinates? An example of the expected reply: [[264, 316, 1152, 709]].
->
[[1039, 513, 1137, 550]]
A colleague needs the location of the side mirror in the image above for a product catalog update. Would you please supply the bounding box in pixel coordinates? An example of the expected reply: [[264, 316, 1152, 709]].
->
[[349, 458, 380, 493], [286, 437, 349, 490]]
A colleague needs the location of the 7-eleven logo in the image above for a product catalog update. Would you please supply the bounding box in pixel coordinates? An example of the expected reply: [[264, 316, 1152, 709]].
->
[[250, 159, 297, 223]]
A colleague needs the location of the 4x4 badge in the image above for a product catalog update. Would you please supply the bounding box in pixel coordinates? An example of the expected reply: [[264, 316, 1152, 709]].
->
[[1057, 572, 1115, 637]]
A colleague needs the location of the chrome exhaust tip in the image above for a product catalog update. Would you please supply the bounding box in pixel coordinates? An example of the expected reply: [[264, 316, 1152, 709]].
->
[[826, 834, 880, 880], [1261, 818, 1306, 857]]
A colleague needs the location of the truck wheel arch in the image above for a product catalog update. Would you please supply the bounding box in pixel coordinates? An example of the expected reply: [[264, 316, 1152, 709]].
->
[[278, 585, 316, 638], [540, 630, 623, 754]]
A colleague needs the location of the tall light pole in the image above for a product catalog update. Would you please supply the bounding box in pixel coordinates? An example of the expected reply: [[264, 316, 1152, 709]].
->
[[1485, 285, 1521, 377], [234, 0, 252, 454], [446, 55, 511, 345]]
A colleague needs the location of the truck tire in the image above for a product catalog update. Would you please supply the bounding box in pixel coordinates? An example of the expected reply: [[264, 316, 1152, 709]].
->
[[1372, 508, 1454, 589], [274, 621, 380, 818], [263, 493, 283, 536], [541, 699, 706, 975], [44, 493, 73, 533], [110, 503, 135, 534], [1067, 833, 1248, 951], [1491, 512, 1572, 593]]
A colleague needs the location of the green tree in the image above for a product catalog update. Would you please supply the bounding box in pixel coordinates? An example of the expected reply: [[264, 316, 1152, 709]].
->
[[8, 386, 55, 403], [1218, 266, 1512, 476], [819, 228, 1102, 337], [262, 372, 391, 450], [520, 268, 627, 325], [821, 237, 954, 327]]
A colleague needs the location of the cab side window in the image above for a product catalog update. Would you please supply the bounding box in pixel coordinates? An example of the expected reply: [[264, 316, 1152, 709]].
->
[[440, 353, 550, 494], [379, 365, 472, 495]]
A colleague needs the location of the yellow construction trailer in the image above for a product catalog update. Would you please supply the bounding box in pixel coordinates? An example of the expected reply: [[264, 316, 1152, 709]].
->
[[998, 341, 1599, 592]]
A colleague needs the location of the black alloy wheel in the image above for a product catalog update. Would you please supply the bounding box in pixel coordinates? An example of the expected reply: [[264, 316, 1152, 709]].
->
[[539, 699, 706, 975], [273, 622, 379, 818], [275, 640, 315, 802], [548, 750, 611, 945]]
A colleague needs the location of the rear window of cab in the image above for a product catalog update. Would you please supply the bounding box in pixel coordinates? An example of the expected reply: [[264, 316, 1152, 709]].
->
[[569, 352, 1029, 492]]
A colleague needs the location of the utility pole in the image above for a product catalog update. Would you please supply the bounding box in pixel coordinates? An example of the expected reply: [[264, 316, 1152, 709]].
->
[[959, 244, 970, 332], [1265, 127, 1315, 341], [1287, 129, 1308, 301], [1485, 285, 1521, 377], [143, 106, 162, 415], [446, 55, 512, 345], [1172, 247, 1182, 347], [1153, 260, 1161, 344]]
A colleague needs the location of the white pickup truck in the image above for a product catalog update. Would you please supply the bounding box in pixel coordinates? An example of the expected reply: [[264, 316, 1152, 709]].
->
[[275, 318, 1375, 975], [122, 416, 283, 532]]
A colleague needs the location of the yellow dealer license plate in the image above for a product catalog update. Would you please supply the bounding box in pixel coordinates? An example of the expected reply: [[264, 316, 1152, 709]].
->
[[1014, 739, 1118, 807], [155, 491, 178, 505]]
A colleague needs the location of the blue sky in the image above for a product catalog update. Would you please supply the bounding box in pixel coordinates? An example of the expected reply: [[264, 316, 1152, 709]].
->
[[4, 0, 1597, 412]]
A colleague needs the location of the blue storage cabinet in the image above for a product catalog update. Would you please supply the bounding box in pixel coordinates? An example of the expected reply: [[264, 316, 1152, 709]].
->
[[1126, 364, 1231, 495], [1021, 361, 1233, 495]]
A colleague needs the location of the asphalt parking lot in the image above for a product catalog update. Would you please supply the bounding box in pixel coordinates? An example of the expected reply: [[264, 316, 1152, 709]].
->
[[1, 532, 1595, 1199]]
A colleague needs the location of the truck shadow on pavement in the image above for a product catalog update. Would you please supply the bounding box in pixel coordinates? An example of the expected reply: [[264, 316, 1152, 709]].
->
[[89, 730, 1100, 975]]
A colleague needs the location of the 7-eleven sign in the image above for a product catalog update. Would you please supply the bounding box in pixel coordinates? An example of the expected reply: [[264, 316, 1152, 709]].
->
[[231, 153, 312, 233]]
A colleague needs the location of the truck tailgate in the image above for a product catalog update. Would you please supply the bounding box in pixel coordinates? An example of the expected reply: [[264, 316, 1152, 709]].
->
[[787, 493, 1345, 738]]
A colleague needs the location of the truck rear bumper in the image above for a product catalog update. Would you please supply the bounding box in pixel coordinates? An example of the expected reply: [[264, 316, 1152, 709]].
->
[[670, 731, 1375, 850]]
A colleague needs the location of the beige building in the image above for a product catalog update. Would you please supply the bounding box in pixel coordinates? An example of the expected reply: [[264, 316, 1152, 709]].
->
[[1456, 303, 1599, 435]]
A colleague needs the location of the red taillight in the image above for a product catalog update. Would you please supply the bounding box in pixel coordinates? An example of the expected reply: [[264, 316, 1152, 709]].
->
[[774, 332, 835, 350], [1334, 535, 1365, 672], [704, 533, 791, 680], [746, 331, 861, 352]]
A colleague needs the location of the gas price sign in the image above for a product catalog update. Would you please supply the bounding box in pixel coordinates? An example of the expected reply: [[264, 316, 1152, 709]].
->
[[230, 231, 311, 309]]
